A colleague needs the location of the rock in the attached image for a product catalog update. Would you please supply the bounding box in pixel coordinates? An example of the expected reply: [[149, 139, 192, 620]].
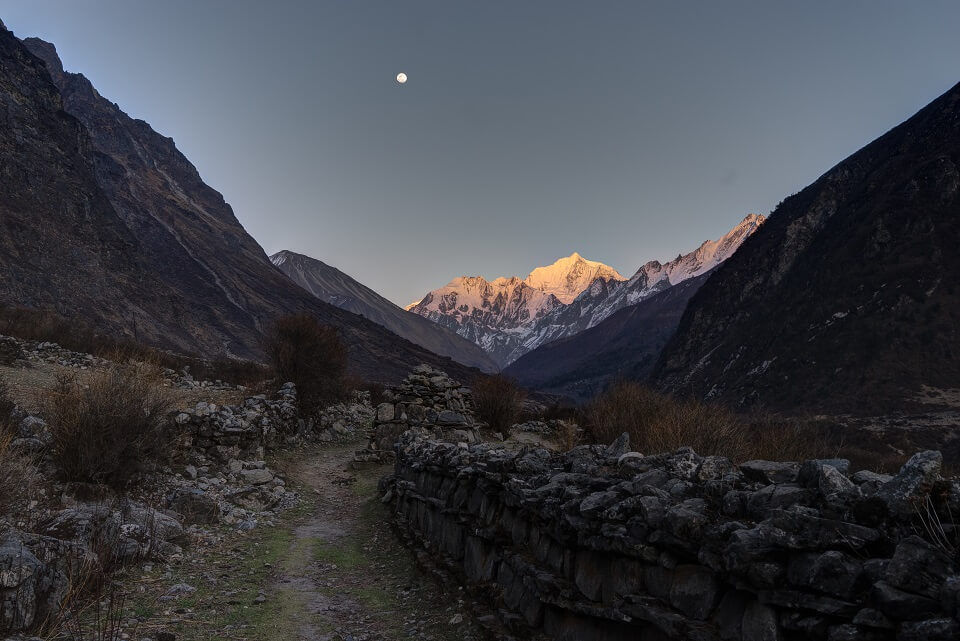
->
[[168, 488, 220, 524], [227, 487, 278, 512], [877, 450, 942, 517], [741, 601, 780, 641], [884, 536, 953, 599], [17, 415, 47, 440], [787, 551, 862, 599], [604, 432, 630, 458], [740, 460, 799, 484], [872, 581, 940, 620], [164, 583, 196, 597], [184, 465, 198, 480], [240, 468, 274, 485], [898, 618, 960, 641], [0, 533, 57, 631], [669, 565, 719, 620], [437, 410, 468, 426]]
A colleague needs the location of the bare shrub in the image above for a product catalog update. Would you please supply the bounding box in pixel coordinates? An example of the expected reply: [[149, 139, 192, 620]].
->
[[472, 374, 526, 435], [44, 364, 173, 488], [587, 380, 821, 462], [262, 314, 348, 415]]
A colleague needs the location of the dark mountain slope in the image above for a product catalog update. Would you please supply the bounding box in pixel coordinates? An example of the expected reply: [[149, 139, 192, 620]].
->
[[0, 27, 477, 382], [505, 272, 710, 402], [652, 81, 960, 413], [271, 250, 498, 372]]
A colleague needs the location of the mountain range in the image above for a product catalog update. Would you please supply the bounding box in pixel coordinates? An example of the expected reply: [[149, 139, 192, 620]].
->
[[505, 270, 713, 401], [651, 80, 960, 413], [3, 21, 958, 415], [0, 27, 479, 382], [270, 250, 498, 372], [407, 215, 763, 366]]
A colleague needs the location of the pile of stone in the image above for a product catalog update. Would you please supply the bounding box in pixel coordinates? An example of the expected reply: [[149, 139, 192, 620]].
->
[[162, 366, 242, 391], [0, 334, 105, 369], [315, 391, 375, 442], [512, 418, 570, 436], [173, 383, 299, 460], [386, 432, 960, 641], [357, 365, 477, 462]]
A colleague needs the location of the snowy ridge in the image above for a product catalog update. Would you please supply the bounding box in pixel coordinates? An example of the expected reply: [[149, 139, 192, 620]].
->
[[523, 252, 626, 303], [407, 214, 764, 367]]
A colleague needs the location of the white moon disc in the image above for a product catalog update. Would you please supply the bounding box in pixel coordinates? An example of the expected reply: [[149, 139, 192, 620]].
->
[[396, 72, 407, 84]]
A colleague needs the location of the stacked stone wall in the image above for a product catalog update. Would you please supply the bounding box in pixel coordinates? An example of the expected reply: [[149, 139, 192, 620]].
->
[[387, 433, 960, 641]]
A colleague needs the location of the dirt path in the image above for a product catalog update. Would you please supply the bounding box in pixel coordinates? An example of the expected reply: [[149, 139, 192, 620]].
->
[[120, 441, 486, 641], [264, 442, 485, 641]]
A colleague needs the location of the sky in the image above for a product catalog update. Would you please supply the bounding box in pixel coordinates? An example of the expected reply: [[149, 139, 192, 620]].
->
[[2, 1, 960, 306]]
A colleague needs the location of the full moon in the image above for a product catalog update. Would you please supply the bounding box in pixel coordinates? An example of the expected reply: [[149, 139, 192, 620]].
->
[[396, 72, 407, 84]]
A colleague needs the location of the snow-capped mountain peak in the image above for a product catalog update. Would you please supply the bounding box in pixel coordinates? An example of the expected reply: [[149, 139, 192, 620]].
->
[[523, 252, 626, 304], [407, 215, 763, 366]]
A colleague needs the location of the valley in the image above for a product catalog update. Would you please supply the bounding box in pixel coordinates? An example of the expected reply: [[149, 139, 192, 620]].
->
[[2, 6, 960, 641]]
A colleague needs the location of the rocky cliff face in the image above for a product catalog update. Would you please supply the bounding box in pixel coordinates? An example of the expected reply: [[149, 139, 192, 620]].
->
[[270, 250, 498, 372], [652, 81, 960, 413], [408, 218, 761, 367], [505, 271, 712, 401], [387, 434, 960, 641], [0, 29, 478, 382]]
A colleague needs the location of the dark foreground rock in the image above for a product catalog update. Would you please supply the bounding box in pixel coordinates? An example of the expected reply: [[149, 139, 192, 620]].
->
[[385, 434, 960, 640]]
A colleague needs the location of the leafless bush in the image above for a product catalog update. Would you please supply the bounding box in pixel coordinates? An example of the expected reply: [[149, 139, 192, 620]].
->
[[587, 380, 820, 462], [44, 364, 173, 489], [262, 313, 348, 415], [472, 374, 526, 435]]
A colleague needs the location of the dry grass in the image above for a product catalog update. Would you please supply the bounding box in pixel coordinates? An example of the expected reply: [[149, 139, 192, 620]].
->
[[472, 374, 526, 435], [587, 380, 826, 462], [43, 363, 174, 489], [263, 314, 348, 415], [0, 431, 36, 518], [555, 420, 582, 452]]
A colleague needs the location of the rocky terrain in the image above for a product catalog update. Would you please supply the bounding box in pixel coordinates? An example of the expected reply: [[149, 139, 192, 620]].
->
[[408, 217, 762, 367], [0, 334, 488, 641], [0, 24, 481, 383], [271, 250, 498, 372], [386, 432, 960, 641], [652, 80, 960, 413]]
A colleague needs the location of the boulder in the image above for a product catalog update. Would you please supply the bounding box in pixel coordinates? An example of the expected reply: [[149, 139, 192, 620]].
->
[[740, 460, 800, 484], [877, 451, 942, 517]]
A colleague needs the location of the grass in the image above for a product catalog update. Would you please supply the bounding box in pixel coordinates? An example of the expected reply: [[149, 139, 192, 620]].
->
[[115, 445, 470, 641], [120, 479, 316, 641]]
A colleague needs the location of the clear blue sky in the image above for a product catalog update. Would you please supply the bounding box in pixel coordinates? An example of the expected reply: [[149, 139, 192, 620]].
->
[[3, 1, 959, 305]]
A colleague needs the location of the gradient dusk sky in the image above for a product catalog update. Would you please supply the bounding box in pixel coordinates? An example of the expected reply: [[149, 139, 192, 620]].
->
[[2, 1, 959, 305]]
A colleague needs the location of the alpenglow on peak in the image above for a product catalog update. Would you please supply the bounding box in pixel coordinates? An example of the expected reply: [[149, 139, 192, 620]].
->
[[523, 252, 626, 304]]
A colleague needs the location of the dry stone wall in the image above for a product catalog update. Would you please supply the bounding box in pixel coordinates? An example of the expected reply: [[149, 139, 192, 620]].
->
[[386, 433, 960, 641], [358, 364, 478, 461]]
